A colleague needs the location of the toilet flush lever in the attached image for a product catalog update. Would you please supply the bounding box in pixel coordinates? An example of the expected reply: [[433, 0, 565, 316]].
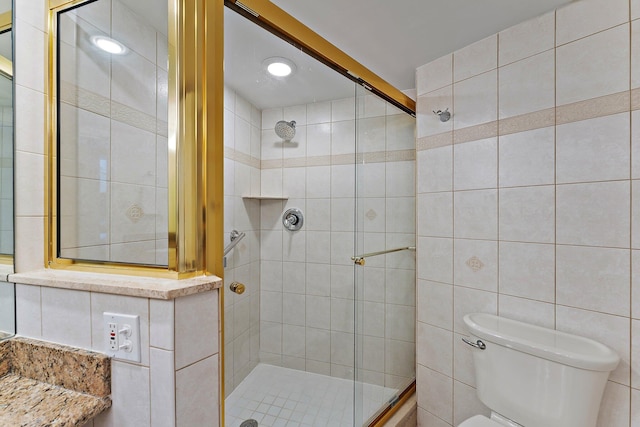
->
[[462, 337, 486, 350]]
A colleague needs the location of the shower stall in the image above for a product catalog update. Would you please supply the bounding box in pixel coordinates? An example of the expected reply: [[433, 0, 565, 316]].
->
[[223, 5, 416, 426]]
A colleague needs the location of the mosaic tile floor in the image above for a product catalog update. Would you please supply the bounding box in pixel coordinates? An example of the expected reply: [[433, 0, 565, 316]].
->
[[225, 364, 398, 427]]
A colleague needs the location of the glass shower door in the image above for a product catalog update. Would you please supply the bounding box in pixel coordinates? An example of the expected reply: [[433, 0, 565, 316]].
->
[[353, 85, 416, 426]]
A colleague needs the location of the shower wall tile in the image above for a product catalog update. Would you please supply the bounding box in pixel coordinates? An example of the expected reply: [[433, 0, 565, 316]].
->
[[386, 114, 416, 151], [331, 98, 356, 122], [556, 0, 629, 46], [453, 239, 498, 293], [453, 138, 497, 191], [498, 127, 555, 188], [416, 54, 452, 96], [556, 181, 630, 248], [112, 0, 157, 62], [417, 146, 452, 193], [498, 242, 555, 303], [112, 51, 157, 117], [498, 50, 555, 119], [556, 24, 630, 106], [556, 113, 630, 184], [306, 101, 331, 124], [453, 189, 498, 240], [306, 123, 331, 157], [498, 295, 556, 329], [498, 11, 555, 66], [453, 71, 498, 130], [556, 245, 630, 317], [498, 185, 555, 243], [358, 116, 386, 152], [417, 280, 453, 330], [111, 121, 157, 186], [556, 306, 630, 386], [453, 35, 497, 82]]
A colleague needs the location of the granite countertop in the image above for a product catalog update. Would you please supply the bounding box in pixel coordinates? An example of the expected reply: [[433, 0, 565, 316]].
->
[[0, 337, 111, 426]]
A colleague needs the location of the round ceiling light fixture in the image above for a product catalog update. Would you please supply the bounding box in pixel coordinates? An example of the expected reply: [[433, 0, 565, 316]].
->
[[91, 35, 128, 55], [263, 57, 296, 77]]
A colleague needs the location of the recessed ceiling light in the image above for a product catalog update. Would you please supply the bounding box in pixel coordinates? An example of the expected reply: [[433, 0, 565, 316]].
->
[[91, 35, 128, 55], [263, 57, 296, 77]]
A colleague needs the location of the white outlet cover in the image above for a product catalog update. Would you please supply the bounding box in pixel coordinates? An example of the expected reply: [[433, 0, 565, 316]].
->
[[103, 312, 141, 363]]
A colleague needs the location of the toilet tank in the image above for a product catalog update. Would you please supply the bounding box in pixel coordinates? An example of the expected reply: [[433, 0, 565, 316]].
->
[[463, 313, 619, 427]]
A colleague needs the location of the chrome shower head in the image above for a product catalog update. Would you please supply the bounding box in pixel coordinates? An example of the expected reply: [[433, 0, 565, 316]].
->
[[274, 120, 296, 141]]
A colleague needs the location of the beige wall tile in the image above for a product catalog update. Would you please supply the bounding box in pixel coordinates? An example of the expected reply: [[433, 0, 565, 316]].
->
[[418, 192, 453, 238], [557, 245, 630, 316], [499, 242, 555, 303], [417, 146, 452, 193], [417, 54, 453, 96], [416, 365, 453, 424], [499, 185, 555, 244], [453, 287, 497, 334], [95, 361, 151, 427], [556, 24, 630, 105], [556, 181, 630, 248], [41, 287, 92, 350], [417, 322, 452, 376], [150, 348, 176, 427], [453, 138, 497, 191], [499, 10, 555, 66], [633, 251, 640, 318], [453, 71, 497, 130], [498, 127, 555, 188], [556, 0, 629, 46], [14, 22, 46, 94], [175, 290, 219, 369], [454, 35, 497, 82], [175, 355, 219, 427], [556, 305, 630, 386], [417, 280, 453, 330], [418, 237, 453, 284], [417, 407, 451, 427], [596, 381, 631, 427], [556, 113, 630, 184], [453, 189, 498, 240], [453, 239, 497, 293], [15, 284, 41, 338], [633, 111, 640, 179], [497, 294, 556, 329], [498, 50, 555, 119]]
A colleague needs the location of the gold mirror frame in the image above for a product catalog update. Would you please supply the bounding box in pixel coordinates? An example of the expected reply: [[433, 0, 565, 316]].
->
[[46, 0, 224, 279]]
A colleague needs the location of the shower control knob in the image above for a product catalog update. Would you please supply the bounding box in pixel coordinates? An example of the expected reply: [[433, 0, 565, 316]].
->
[[230, 282, 246, 295], [282, 208, 304, 231]]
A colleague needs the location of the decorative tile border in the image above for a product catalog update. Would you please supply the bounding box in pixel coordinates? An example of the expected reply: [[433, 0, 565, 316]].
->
[[417, 89, 638, 151], [254, 149, 416, 170]]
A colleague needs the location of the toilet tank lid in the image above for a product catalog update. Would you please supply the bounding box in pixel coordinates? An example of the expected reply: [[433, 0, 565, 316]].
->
[[463, 313, 620, 372]]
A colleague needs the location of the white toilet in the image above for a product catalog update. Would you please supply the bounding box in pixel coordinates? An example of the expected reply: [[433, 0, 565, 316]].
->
[[460, 313, 620, 427]]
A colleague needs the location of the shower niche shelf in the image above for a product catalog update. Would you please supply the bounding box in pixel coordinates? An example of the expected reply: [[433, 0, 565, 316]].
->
[[242, 195, 289, 200]]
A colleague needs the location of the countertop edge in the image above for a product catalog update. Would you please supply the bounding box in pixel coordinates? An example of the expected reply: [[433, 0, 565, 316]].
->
[[9, 269, 223, 300]]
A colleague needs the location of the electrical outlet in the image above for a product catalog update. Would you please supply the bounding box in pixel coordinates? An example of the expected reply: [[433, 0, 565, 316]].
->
[[103, 312, 141, 363]]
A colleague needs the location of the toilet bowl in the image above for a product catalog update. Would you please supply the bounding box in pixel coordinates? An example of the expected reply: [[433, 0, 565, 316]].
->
[[460, 313, 619, 427]]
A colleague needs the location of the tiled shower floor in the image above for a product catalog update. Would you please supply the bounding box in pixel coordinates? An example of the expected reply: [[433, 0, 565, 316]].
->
[[225, 364, 399, 427]]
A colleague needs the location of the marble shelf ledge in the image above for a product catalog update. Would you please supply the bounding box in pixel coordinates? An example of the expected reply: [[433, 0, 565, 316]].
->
[[9, 269, 222, 300]]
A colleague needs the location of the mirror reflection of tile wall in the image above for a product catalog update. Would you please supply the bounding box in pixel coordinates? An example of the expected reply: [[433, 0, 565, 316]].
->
[[57, 0, 168, 265]]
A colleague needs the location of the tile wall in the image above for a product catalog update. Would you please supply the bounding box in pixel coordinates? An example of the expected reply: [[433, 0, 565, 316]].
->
[[223, 85, 262, 396], [258, 94, 416, 389], [14, 284, 219, 427], [416, 0, 640, 425], [56, 0, 168, 265]]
